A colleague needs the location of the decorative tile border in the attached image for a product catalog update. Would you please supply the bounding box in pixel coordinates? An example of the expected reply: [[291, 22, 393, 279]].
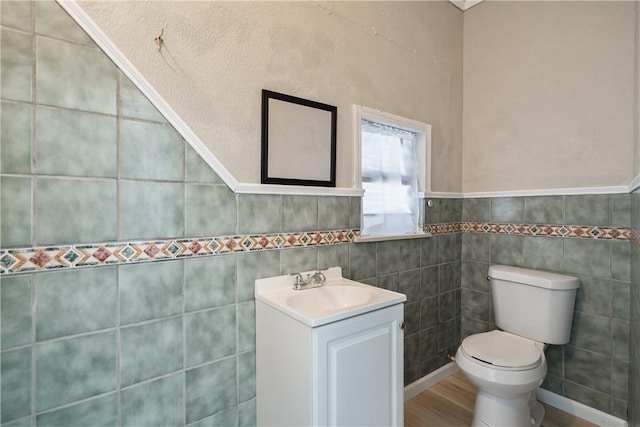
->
[[423, 223, 463, 234], [460, 222, 630, 240], [630, 227, 640, 252], [0, 229, 359, 275], [0, 223, 631, 275]]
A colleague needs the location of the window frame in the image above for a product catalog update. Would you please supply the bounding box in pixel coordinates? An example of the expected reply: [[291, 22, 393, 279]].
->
[[353, 105, 432, 241]]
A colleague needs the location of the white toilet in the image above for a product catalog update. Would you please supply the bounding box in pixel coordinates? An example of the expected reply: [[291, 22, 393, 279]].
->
[[455, 265, 579, 427]]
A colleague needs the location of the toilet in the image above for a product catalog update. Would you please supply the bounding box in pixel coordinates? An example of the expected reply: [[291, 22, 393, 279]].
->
[[455, 265, 579, 427]]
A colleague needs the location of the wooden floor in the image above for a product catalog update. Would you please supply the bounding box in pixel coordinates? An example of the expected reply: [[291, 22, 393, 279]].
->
[[405, 371, 598, 427]]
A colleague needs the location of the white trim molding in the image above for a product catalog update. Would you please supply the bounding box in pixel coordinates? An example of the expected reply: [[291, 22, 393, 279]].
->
[[51, 1, 640, 200], [57, 0, 239, 190], [464, 185, 630, 199], [354, 231, 432, 244], [405, 365, 628, 427], [56, 0, 364, 198], [423, 191, 464, 199], [235, 183, 363, 197], [537, 388, 628, 427], [404, 362, 459, 401], [628, 172, 640, 193], [424, 185, 631, 199], [233, 179, 636, 198]]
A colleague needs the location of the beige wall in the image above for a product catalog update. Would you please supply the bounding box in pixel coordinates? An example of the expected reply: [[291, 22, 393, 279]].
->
[[78, 1, 464, 191], [463, 1, 636, 193]]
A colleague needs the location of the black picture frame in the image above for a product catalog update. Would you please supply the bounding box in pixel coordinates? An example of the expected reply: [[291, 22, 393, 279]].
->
[[261, 90, 337, 187]]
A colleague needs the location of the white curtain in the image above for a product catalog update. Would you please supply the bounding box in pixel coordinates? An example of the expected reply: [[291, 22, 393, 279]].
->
[[361, 119, 419, 236]]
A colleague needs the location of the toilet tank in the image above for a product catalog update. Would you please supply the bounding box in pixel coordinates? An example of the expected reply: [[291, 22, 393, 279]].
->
[[488, 265, 579, 345]]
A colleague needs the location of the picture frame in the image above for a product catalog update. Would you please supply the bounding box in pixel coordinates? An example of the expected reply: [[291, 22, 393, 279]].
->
[[261, 90, 337, 187]]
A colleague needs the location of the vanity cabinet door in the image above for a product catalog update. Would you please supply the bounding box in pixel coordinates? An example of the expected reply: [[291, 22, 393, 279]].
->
[[313, 304, 404, 427]]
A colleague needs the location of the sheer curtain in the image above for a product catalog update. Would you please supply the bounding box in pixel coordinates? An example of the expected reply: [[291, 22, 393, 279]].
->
[[361, 119, 419, 237]]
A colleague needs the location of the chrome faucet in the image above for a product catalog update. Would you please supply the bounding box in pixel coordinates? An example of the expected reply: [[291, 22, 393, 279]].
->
[[310, 270, 326, 284], [290, 270, 327, 290]]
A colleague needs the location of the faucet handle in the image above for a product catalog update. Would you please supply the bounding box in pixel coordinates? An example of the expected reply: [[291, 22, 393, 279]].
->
[[311, 270, 326, 283], [289, 272, 305, 287]]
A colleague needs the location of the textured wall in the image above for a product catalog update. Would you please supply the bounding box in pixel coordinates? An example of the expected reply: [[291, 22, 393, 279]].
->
[[463, 1, 636, 193], [76, 0, 464, 191]]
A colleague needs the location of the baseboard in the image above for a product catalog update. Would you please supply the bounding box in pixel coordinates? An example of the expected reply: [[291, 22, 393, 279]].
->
[[537, 388, 628, 427], [403, 362, 460, 401], [405, 365, 628, 427]]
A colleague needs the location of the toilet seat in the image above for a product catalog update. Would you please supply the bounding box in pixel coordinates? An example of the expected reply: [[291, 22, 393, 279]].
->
[[461, 330, 541, 371]]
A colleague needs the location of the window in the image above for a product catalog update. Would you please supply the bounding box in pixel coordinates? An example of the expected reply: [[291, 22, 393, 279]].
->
[[354, 106, 431, 239]]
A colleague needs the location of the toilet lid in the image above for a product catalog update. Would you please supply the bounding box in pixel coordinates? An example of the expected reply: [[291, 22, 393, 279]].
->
[[461, 330, 541, 370]]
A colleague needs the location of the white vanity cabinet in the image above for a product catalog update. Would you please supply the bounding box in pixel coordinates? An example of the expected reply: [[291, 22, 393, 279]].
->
[[255, 268, 405, 427]]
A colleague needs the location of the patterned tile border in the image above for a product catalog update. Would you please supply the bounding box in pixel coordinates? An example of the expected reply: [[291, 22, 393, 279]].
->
[[0, 223, 631, 275], [0, 229, 359, 275], [423, 223, 463, 234], [460, 222, 630, 240], [630, 227, 640, 252]]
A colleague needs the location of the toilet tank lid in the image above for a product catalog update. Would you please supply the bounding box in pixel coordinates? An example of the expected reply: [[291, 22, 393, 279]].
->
[[488, 265, 579, 290]]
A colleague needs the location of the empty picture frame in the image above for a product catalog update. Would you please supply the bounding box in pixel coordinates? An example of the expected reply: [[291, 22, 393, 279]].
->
[[261, 90, 337, 187]]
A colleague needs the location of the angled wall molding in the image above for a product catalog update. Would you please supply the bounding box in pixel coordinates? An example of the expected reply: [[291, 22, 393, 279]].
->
[[57, 0, 639, 200], [56, 0, 362, 198], [56, 0, 239, 190]]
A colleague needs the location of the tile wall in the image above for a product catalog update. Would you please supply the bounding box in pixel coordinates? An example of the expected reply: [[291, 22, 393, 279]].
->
[[0, 2, 456, 425], [0, 0, 633, 425], [380, 199, 463, 385], [629, 189, 640, 427], [460, 195, 630, 418], [0, 2, 255, 425]]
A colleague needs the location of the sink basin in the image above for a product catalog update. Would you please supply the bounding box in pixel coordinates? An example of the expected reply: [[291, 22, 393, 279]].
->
[[255, 267, 406, 327], [286, 285, 372, 312]]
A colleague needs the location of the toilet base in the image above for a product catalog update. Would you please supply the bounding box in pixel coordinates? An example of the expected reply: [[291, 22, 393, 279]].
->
[[531, 399, 545, 427], [471, 390, 545, 427]]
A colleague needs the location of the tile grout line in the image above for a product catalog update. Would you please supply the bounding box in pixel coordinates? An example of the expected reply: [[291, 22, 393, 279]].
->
[[182, 254, 188, 427], [114, 70, 122, 427], [115, 255, 122, 425], [30, 4, 38, 423], [31, 3, 38, 252]]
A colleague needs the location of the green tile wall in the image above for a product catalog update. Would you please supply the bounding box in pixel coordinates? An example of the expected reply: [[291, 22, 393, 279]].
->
[[0, 0, 633, 425], [461, 194, 631, 419], [402, 199, 463, 384], [629, 189, 640, 427], [0, 3, 405, 425], [0, 2, 258, 424]]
